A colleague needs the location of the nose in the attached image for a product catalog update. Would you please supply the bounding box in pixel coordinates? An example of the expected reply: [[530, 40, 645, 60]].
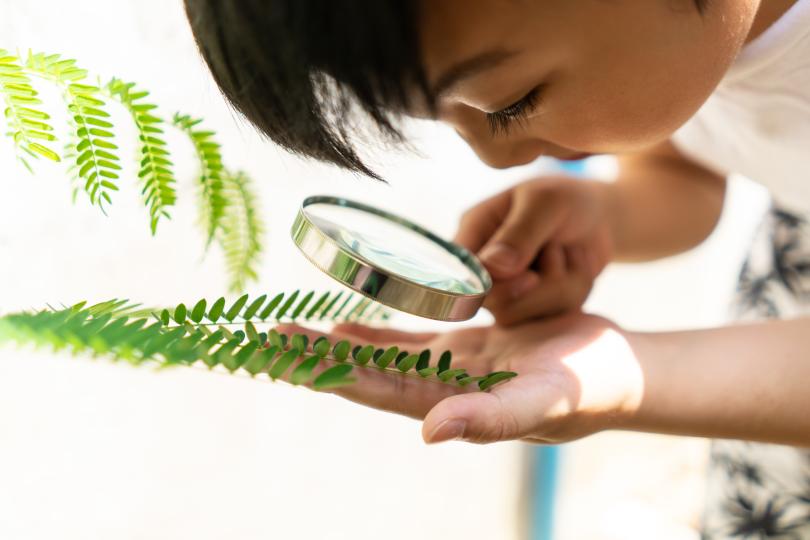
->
[[454, 128, 542, 169]]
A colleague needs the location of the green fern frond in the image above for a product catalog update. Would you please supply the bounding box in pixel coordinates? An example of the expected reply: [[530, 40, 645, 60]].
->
[[0, 49, 60, 169], [156, 290, 389, 328], [0, 298, 517, 392], [172, 113, 227, 243], [106, 78, 177, 234], [24, 51, 121, 212], [219, 170, 264, 291]]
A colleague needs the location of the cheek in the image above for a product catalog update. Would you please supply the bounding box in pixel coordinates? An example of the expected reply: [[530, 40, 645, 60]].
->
[[544, 63, 722, 153]]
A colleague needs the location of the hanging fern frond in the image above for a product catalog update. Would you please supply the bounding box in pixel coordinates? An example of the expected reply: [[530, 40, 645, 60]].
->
[[0, 298, 517, 393], [25, 51, 121, 211], [106, 78, 177, 234], [0, 49, 60, 170], [1, 46, 275, 289], [172, 113, 227, 243], [219, 170, 264, 291]]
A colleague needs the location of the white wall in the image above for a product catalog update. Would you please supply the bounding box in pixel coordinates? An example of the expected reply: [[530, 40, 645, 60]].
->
[[0, 2, 769, 539]]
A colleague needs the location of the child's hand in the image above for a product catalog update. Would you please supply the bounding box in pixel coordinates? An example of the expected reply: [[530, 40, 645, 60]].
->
[[456, 177, 615, 326], [278, 313, 642, 445]]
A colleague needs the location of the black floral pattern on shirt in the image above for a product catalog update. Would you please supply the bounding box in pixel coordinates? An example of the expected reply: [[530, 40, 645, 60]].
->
[[702, 206, 810, 540]]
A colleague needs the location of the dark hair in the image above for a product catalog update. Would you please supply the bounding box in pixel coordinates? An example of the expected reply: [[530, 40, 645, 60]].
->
[[183, 0, 430, 179]]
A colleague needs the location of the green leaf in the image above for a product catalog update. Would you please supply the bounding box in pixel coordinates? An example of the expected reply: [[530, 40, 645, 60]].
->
[[291, 333, 309, 353], [230, 341, 259, 372], [417, 367, 439, 378], [225, 294, 249, 321], [313, 336, 330, 357], [268, 348, 300, 380], [305, 292, 330, 320], [243, 294, 266, 320], [416, 349, 431, 371], [438, 351, 452, 373], [274, 290, 299, 320], [374, 346, 399, 368], [354, 345, 374, 365], [242, 346, 278, 376], [207, 297, 225, 322], [173, 303, 187, 324], [479, 371, 518, 391], [438, 368, 467, 382], [244, 321, 260, 343], [268, 329, 284, 349], [259, 293, 284, 320], [397, 354, 420, 372], [332, 340, 350, 362], [291, 291, 314, 320], [290, 355, 321, 385], [160, 309, 170, 326], [313, 364, 355, 390], [190, 299, 206, 323]]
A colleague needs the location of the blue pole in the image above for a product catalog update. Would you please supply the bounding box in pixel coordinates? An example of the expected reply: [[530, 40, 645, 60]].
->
[[528, 158, 590, 540], [529, 445, 560, 540]]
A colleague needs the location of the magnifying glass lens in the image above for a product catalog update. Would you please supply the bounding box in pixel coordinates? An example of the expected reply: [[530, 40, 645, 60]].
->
[[306, 203, 485, 295]]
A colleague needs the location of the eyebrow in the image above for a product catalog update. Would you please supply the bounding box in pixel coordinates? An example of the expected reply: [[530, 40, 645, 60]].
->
[[430, 49, 517, 97]]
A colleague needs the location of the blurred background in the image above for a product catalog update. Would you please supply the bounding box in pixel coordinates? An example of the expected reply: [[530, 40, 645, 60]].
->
[[0, 2, 769, 539]]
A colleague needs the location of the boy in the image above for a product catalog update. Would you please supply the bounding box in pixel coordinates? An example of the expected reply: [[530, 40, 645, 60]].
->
[[185, 1, 810, 537]]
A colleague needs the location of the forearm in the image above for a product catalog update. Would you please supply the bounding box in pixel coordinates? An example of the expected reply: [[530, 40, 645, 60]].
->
[[620, 318, 810, 446], [605, 141, 726, 262]]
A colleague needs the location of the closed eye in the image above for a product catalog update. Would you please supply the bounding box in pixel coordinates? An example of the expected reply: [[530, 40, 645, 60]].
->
[[486, 86, 544, 136]]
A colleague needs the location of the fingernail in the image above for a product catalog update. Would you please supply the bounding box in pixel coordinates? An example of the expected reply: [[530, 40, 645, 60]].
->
[[426, 418, 467, 444], [479, 243, 519, 272], [510, 273, 539, 299]]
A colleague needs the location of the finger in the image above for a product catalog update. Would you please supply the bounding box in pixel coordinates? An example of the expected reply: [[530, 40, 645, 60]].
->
[[478, 187, 567, 280], [453, 190, 512, 253], [422, 387, 523, 444], [328, 366, 471, 420], [538, 243, 566, 279], [332, 323, 437, 346], [485, 271, 593, 326], [564, 245, 587, 274]]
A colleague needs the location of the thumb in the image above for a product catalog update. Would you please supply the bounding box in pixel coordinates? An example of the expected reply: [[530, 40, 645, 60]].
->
[[422, 392, 521, 444], [478, 191, 565, 280]]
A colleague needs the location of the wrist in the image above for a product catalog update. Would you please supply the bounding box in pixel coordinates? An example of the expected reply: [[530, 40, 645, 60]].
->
[[557, 319, 646, 434]]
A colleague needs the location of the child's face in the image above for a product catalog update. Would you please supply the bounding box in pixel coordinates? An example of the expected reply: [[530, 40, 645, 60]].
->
[[417, 0, 757, 167]]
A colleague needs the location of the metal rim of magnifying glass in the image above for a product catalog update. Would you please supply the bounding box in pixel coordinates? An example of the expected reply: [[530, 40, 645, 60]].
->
[[291, 195, 492, 322]]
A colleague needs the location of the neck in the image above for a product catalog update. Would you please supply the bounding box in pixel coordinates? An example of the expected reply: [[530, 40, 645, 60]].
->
[[746, 0, 799, 43]]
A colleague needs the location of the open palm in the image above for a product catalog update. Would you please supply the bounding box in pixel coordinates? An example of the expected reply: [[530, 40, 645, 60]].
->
[[279, 312, 636, 445]]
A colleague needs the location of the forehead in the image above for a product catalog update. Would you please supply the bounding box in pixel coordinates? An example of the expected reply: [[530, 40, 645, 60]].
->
[[418, 0, 528, 83]]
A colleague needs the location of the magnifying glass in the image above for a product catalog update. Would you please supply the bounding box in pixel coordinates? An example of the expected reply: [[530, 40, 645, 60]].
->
[[291, 196, 492, 322]]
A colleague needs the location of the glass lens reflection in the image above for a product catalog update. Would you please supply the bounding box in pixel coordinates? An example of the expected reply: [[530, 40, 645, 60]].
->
[[306, 203, 484, 294]]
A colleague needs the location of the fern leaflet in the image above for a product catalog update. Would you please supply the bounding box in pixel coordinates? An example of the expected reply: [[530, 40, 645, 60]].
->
[[0, 49, 59, 170], [172, 113, 227, 243], [107, 78, 177, 234], [25, 51, 121, 211], [219, 170, 264, 291]]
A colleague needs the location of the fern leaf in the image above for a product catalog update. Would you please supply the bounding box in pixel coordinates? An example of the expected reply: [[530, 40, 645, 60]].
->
[[172, 113, 227, 243], [24, 52, 120, 212], [106, 78, 177, 234], [218, 170, 264, 291], [0, 299, 517, 393], [0, 50, 60, 168], [161, 291, 388, 326]]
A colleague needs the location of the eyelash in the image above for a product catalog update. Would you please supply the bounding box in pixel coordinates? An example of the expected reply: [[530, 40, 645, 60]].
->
[[485, 86, 543, 136]]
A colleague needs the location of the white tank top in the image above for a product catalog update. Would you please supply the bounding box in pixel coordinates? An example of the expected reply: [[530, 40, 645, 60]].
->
[[672, 0, 810, 213]]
